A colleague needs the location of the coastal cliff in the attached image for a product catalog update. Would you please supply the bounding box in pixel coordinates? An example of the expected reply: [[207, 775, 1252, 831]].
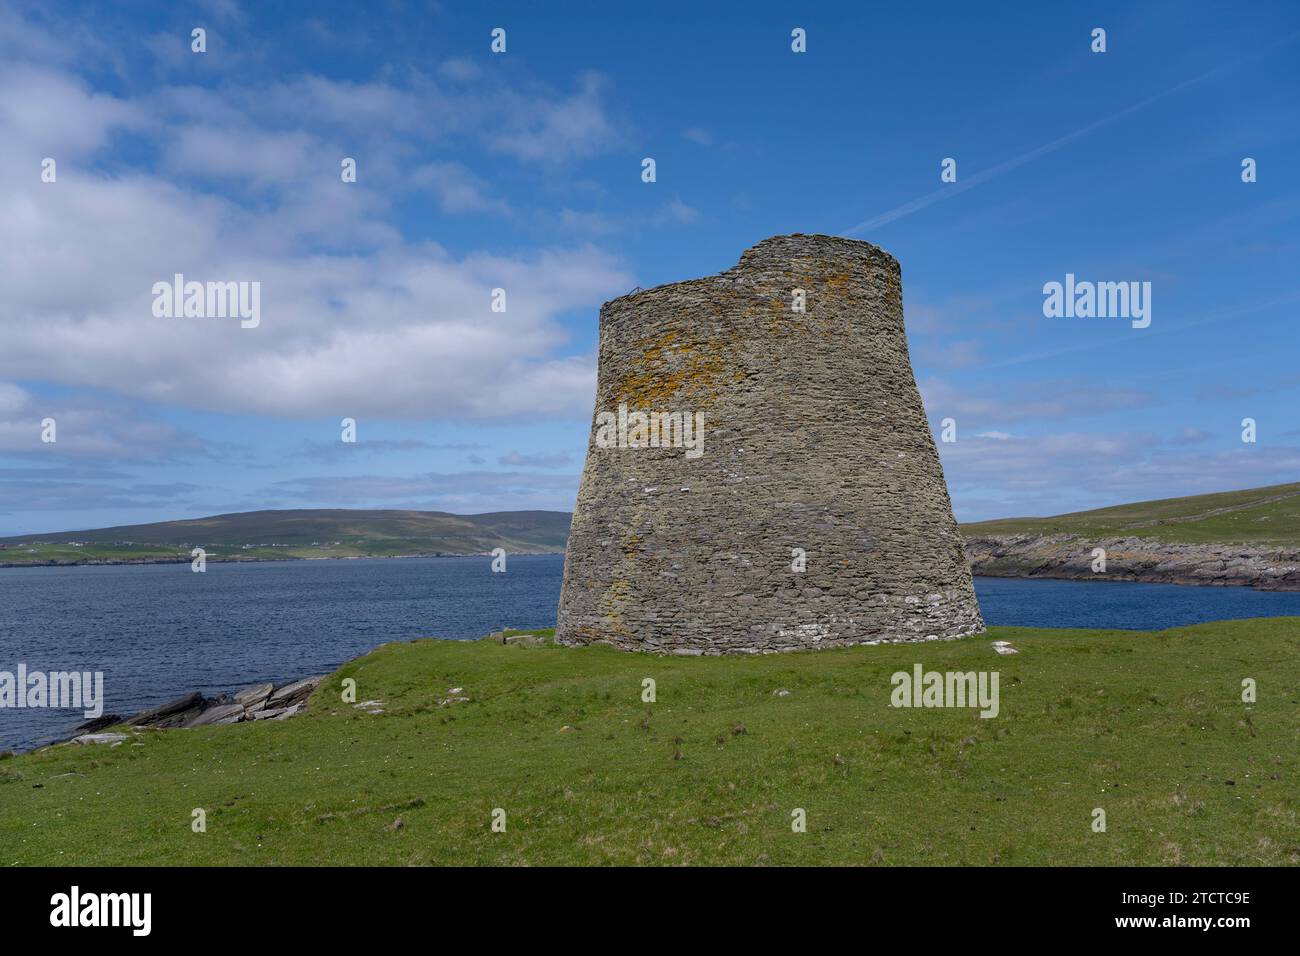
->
[[960, 481, 1300, 591], [964, 533, 1300, 591]]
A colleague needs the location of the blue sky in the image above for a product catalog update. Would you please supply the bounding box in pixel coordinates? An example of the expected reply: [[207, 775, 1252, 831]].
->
[[1, 0, 1297, 534]]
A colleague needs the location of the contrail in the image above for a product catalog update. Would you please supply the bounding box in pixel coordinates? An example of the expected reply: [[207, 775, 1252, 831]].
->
[[983, 289, 1300, 370], [842, 32, 1300, 237]]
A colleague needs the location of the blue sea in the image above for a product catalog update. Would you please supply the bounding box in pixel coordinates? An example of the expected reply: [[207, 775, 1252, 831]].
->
[[3, 555, 1299, 751]]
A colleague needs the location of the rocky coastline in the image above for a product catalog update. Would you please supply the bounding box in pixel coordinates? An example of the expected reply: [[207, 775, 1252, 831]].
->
[[964, 534, 1300, 591], [7, 628, 542, 756], [50, 675, 325, 750]]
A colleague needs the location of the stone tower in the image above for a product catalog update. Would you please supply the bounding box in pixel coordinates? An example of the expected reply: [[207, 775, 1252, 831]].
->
[[556, 234, 984, 654]]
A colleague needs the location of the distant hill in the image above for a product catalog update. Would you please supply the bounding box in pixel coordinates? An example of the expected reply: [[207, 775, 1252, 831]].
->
[[0, 509, 573, 566], [960, 481, 1300, 545], [6, 482, 1298, 572], [961, 482, 1300, 590]]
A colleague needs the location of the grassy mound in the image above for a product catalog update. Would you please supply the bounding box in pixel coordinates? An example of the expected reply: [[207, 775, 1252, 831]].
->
[[961, 481, 1300, 544], [3, 620, 1297, 865]]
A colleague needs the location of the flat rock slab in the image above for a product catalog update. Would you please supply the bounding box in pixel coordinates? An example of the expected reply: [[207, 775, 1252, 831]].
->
[[234, 683, 274, 708], [73, 714, 124, 733], [74, 733, 130, 745], [185, 703, 246, 727], [128, 692, 204, 726], [252, 704, 301, 721], [267, 676, 323, 709]]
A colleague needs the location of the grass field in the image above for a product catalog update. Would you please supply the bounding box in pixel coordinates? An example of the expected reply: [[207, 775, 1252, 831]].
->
[[0, 509, 571, 566], [0, 541, 414, 565], [3, 620, 1298, 866], [961, 481, 1300, 545]]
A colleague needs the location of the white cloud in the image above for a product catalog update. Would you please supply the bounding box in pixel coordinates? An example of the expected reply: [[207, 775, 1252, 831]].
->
[[411, 161, 510, 215], [439, 58, 482, 83], [486, 72, 618, 162], [0, 43, 632, 423], [0, 66, 145, 158], [652, 196, 700, 225], [0, 384, 208, 459]]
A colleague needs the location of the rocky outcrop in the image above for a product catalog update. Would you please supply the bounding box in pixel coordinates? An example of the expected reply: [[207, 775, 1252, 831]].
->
[[964, 534, 1300, 590], [124, 691, 205, 728], [557, 234, 984, 653], [64, 675, 324, 744]]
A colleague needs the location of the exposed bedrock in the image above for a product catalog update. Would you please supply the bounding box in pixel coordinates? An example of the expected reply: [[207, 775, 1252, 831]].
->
[[965, 534, 1300, 591]]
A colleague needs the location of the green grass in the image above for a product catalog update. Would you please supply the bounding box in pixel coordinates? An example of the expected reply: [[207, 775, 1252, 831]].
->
[[961, 481, 1300, 545], [0, 508, 571, 566], [3, 620, 1298, 866], [0, 541, 404, 565], [0, 542, 188, 565]]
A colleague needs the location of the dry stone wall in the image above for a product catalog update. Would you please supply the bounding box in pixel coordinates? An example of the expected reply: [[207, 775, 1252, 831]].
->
[[556, 234, 984, 654]]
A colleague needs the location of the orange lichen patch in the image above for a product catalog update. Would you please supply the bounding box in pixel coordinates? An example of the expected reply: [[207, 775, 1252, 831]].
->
[[600, 534, 644, 635], [825, 271, 853, 291], [766, 299, 813, 339], [602, 576, 631, 636], [613, 329, 733, 408]]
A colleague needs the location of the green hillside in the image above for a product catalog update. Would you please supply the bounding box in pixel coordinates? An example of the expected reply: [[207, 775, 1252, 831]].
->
[[3, 619, 1296, 865], [0, 509, 572, 565], [961, 482, 1300, 545]]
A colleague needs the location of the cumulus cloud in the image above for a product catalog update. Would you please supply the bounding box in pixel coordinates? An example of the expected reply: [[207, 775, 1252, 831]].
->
[[0, 39, 633, 423], [0, 383, 210, 460], [411, 161, 511, 215], [486, 72, 619, 162]]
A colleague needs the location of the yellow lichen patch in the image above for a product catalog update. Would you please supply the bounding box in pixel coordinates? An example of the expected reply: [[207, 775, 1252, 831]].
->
[[602, 576, 631, 636], [613, 329, 733, 408], [825, 271, 853, 291]]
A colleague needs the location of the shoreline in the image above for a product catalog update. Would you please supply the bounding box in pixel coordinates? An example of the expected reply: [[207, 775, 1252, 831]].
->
[[5, 540, 1297, 592], [0, 550, 565, 569], [5, 629, 544, 756], [964, 534, 1300, 592], [971, 567, 1300, 591], [4, 675, 330, 757]]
